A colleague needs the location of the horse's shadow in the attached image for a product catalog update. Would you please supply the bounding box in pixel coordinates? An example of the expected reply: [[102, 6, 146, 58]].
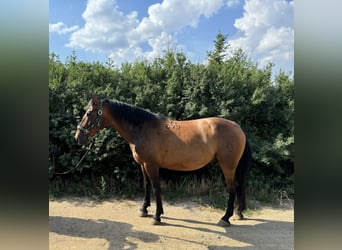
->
[[49, 216, 159, 249], [163, 216, 293, 249]]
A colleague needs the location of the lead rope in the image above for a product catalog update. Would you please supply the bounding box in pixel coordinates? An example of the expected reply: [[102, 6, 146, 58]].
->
[[54, 141, 94, 175]]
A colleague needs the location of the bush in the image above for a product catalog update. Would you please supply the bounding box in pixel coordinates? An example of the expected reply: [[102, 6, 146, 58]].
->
[[49, 36, 294, 204]]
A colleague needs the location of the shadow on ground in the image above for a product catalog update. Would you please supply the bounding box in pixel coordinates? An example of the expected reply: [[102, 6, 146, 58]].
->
[[163, 216, 293, 250], [49, 216, 159, 249]]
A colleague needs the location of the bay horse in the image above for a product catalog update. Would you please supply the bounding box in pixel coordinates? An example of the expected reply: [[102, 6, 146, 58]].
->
[[75, 95, 252, 227]]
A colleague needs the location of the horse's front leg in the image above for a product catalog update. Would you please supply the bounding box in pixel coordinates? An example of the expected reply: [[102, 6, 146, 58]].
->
[[145, 164, 164, 225], [140, 166, 151, 217]]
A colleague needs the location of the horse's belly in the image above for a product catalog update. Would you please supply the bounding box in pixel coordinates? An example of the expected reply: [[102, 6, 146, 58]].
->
[[162, 161, 211, 171], [158, 145, 215, 171]]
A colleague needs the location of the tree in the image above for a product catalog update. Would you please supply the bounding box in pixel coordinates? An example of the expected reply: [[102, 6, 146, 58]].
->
[[207, 31, 229, 65]]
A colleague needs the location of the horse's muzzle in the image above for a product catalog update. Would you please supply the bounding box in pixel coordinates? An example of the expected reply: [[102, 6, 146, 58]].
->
[[75, 131, 89, 145]]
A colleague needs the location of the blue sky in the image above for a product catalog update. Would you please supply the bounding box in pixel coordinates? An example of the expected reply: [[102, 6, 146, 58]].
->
[[49, 0, 293, 76]]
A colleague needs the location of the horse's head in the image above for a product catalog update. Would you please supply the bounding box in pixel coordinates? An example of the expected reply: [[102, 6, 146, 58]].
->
[[75, 95, 105, 145]]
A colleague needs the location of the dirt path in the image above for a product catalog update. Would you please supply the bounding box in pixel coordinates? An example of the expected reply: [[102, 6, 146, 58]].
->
[[49, 198, 293, 250]]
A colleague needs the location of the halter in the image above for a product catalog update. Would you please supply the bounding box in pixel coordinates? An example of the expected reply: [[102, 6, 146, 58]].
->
[[77, 100, 104, 140], [55, 99, 103, 175]]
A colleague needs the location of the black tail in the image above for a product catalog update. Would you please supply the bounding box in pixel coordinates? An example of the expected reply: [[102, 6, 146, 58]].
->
[[234, 139, 252, 211]]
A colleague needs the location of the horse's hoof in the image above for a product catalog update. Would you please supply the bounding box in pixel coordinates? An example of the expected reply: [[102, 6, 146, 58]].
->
[[152, 218, 162, 225], [218, 219, 231, 227], [139, 211, 148, 217], [152, 216, 162, 225], [235, 212, 244, 220]]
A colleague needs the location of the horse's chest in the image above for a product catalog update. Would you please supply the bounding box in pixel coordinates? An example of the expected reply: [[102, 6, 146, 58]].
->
[[130, 140, 156, 164]]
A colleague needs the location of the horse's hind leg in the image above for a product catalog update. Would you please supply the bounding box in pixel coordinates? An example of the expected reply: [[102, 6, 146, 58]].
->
[[235, 183, 246, 220], [217, 164, 237, 227], [219, 190, 236, 227], [140, 166, 151, 217], [234, 140, 251, 220]]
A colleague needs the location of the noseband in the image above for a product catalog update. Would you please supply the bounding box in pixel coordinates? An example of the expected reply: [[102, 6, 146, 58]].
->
[[77, 100, 104, 140]]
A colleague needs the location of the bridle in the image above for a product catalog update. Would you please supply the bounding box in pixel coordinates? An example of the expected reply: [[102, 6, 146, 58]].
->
[[54, 100, 104, 175], [77, 100, 104, 141]]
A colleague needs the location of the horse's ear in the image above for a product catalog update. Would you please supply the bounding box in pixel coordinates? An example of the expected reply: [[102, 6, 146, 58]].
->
[[91, 94, 100, 108]]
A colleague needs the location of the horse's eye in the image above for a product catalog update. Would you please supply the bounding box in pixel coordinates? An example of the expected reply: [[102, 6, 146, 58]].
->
[[86, 111, 91, 117]]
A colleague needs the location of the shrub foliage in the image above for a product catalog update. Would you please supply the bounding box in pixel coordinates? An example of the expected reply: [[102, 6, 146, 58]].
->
[[49, 34, 294, 201]]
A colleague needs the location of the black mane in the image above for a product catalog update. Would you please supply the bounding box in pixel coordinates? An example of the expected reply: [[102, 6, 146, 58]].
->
[[105, 99, 162, 126]]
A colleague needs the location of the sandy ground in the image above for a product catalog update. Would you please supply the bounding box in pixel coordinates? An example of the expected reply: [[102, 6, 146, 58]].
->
[[49, 198, 293, 250]]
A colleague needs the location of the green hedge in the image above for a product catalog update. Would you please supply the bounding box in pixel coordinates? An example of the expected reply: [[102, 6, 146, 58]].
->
[[49, 37, 293, 200]]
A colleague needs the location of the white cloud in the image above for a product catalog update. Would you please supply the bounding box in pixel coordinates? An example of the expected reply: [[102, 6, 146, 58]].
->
[[53, 0, 293, 74], [227, 0, 294, 75], [62, 0, 226, 63], [49, 22, 79, 35], [136, 0, 224, 35], [66, 0, 139, 53], [257, 26, 293, 53], [131, 0, 225, 61], [145, 32, 175, 60], [227, 0, 240, 8]]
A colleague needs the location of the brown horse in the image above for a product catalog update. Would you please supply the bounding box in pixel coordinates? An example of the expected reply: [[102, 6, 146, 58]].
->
[[75, 95, 252, 226]]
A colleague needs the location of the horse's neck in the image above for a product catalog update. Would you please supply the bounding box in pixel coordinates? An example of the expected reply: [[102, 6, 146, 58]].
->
[[107, 114, 135, 143]]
